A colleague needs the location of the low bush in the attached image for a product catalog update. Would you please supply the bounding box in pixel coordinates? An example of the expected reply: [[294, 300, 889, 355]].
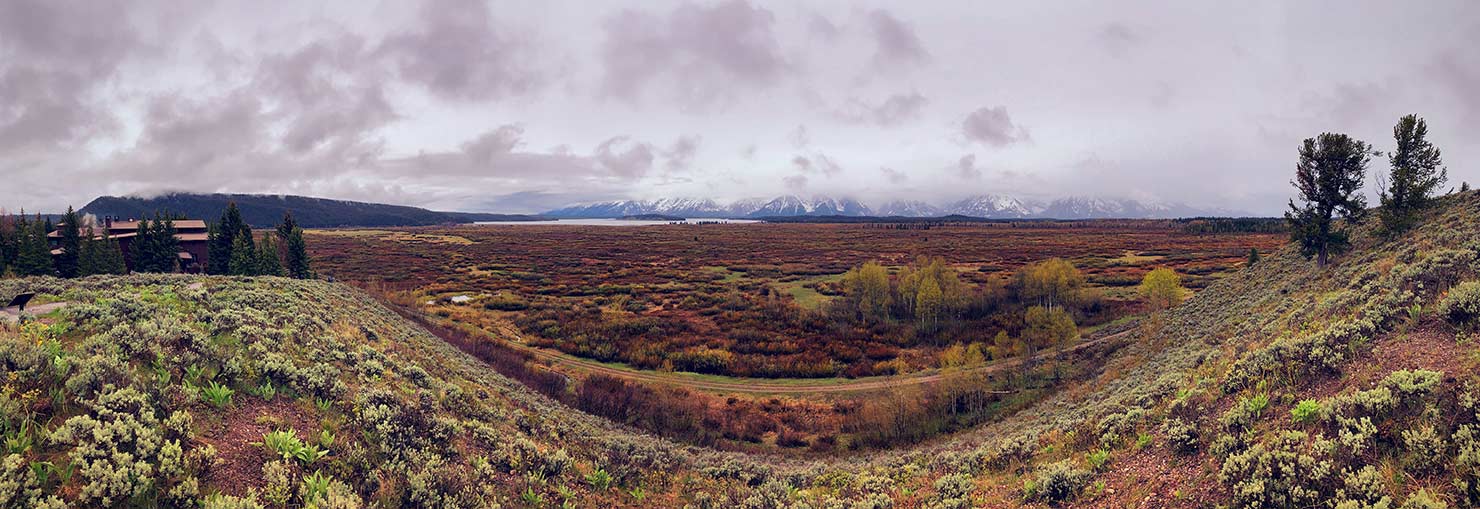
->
[[1161, 418, 1199, 455], [1218, 431, 1333, 509], [1439, 281, 1480, 329], [1026, 460, 1092, 504]]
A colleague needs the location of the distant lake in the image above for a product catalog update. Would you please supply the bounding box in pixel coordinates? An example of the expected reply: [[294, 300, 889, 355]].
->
[[473, 218, 764, 226]]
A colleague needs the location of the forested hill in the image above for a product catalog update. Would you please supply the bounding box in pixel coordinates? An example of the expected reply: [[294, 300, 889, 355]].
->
[[80, 193, 542, 227]]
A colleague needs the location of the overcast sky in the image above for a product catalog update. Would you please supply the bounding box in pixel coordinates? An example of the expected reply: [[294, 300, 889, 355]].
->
[[3, 0, 1478, 214]]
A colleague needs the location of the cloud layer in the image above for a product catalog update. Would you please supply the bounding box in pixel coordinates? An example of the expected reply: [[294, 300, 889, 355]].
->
[[2, 0, 1478, 214]]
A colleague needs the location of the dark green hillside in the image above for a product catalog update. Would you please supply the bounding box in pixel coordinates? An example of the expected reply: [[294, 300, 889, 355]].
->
[[80, 193, 542, 228]]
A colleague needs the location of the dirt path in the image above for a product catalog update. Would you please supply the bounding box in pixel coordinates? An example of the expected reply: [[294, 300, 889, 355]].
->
[[2, 301, 69, 324], [434, 313, 1137, 395]]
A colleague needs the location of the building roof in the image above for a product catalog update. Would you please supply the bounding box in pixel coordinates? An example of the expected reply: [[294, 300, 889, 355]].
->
[[49, 219, 209, 238]]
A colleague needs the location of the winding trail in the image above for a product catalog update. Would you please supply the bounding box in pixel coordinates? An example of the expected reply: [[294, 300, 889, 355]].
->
[[425, 311, 1137, 395]]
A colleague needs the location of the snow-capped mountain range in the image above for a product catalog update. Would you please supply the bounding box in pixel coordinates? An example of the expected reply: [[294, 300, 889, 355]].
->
[[543, 195, 1247, 219]]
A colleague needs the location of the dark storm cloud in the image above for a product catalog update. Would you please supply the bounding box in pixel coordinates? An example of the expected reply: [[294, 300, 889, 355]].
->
[[832, 92, 928, 127], [378, 0, 543, 101], [962, 106, 1029, 147], [867, 9, 927, 68], [0, 0, 136, 151], [599, 0, 789, 108], [255, 35, 398, 154]]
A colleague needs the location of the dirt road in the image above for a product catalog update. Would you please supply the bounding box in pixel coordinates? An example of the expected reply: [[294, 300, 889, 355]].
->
[[435, 313, 1137, 395]]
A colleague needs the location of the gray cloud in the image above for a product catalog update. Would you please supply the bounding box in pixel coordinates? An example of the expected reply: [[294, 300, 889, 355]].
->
[[377, 0, 542, 101], [1096, 22, 1140, 57], [807, 12, 841, 42], [600, 0, 789, 108], [962, 106, 1029, 147], [783, 174, 808, 191], [956, 154, 979, 180], [0, 0, 136, 152], [867, 9, 927, 68], [664, 135, 702, 171], [4, 0, 1480, 216], [594, 136, 656, 179], [832, 92, 928, 126], [880, 167, 907, 184]]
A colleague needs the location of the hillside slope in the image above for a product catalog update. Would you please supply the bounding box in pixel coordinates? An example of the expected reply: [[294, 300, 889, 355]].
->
[[81, 193, 540, 228], [3, 191, 1480, 508]]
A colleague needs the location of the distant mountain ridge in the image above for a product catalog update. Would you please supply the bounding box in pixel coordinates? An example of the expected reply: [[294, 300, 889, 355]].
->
[[81, 193, 540, 228], [544, 194, 1248, 219]]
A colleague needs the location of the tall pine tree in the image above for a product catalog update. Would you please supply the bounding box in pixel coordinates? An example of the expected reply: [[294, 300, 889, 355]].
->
[[256, 232, 283, 276], [133, 213, 181, 273], [55, 207, 82, 278], [92, 227, 127, 275], [1285, 133, 1370, 268], [13, 215, 55, 277], [277, 212, 313, 279], [0, 211, 13, 275], [1378, 114, 1447, 234], [228, 234, 257, 276], [208, 202, 251, 275]]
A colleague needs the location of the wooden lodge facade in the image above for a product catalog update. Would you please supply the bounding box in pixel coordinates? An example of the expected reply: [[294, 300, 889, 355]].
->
[[48, 217, 211, 273]]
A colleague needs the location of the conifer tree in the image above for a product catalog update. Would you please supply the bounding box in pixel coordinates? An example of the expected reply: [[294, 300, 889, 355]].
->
[[13, 215, 55, 277], [1285, 133, 1370, 267], [209, 202, 251, 275], [133, 214, 180, 273], [79, 228, 99, 276], [1378, 114, 1446, 234], [279, 214, 313, 279], [229, 234, 257, 276], [55, 207, 82, 278], [255, 232, 283, 276], [0, 211, 13, 274], [93, 227, 126, 275]]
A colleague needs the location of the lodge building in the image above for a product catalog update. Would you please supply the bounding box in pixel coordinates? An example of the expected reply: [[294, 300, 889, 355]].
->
[[48, 217, 211, 273]]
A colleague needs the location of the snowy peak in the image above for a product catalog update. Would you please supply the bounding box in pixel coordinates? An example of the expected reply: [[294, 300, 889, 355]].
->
[[542, 194, 1240, 219], [875, 200, 942, 217], [944, 194, 1038, 218]]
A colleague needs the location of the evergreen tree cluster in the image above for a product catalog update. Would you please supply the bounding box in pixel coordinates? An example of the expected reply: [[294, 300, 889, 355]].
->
[[206, 202, 313, 278], [1286, 113, 1451, 268], [131, 212, 182, 273], [0, 212, 56, 277]]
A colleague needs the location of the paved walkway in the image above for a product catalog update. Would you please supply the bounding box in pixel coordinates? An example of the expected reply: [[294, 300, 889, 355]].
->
[[2, 302, 69, 324]]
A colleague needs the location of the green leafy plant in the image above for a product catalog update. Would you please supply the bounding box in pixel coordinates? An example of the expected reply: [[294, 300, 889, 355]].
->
[[301, 470, 332, 505], [1291, 399, 1323, 424], [629, 486, 647, 501], [586, 467, 613, 491], [1244, 392, 1270, 418], [521, 487, 544, 505], [185, 364, 207, 382], [1086, 448, 1111, 471], [1135, 432, 1153, 450], [250, 381, 277, 401], [4, 420, 34, 455], [314, 398, 333, 413], [257, 428, 329, 465], [201, 380, 235, 408]]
